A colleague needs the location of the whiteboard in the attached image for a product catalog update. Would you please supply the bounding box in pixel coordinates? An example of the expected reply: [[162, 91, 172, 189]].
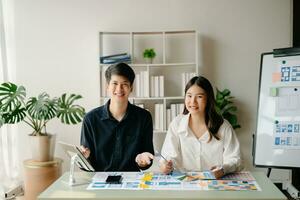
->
[[254, 51, 300, 168]]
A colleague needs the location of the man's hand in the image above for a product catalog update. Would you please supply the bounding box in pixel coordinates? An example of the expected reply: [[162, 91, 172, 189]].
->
[[135, 152, 154, 167], [80, 146, 91, 158], [159, 159, 173, 175], [210, 166, 225, 179]]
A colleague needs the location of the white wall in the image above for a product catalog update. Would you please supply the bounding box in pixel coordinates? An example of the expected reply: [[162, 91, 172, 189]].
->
[[13, 0, 292, 179]]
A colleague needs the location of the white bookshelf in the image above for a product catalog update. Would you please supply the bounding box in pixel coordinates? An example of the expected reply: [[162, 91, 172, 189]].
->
[[99, 30, 198, 150]]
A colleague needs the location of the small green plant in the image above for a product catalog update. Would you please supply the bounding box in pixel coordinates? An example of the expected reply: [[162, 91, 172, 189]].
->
[[215, 88, 241, 129], [0, 82, 85, 135], [143, 48, 156, 59]]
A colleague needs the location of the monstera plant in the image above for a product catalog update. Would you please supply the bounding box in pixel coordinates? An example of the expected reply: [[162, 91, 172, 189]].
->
[[0, 82, 85, 161], [215, 88, 241, 129]]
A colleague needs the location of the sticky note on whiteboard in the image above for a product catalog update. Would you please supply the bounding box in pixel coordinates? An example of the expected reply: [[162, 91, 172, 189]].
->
[[272, 72, 281, 83], [270, 87, 278, 97]]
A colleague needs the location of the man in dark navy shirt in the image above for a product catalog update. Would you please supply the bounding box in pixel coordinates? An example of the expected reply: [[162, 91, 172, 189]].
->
[[80, 63, 154, 171]]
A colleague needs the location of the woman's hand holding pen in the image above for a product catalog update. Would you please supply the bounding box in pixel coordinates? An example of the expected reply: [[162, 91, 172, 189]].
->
[[80, 146, 91, 158], [135, 152, 154, 167], [210, 166, 225, 179], [159, 159, 174, 174]]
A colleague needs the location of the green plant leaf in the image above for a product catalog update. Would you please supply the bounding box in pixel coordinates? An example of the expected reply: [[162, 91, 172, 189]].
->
[[0, 82, 26, 112], [26, 92, 58, 121], [2, 104, 26, 124], [215, 87, 241, 129], [221, 89, 231, 96], [216, 92, 223, 100], [57, 93, 85, 124], [143, 48, 156, 58], [0, 82, 27, 125], [221, 104, 237, 115]]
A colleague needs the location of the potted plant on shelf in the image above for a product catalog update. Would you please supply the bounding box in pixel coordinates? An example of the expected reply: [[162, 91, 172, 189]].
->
[[0, 82, 85, 161], [143, 48, 156, 64], [215, 88, 241, 129]]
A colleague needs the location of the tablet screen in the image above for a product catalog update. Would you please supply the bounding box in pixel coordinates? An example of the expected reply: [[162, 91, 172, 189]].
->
[[59, 141, 95, 172]]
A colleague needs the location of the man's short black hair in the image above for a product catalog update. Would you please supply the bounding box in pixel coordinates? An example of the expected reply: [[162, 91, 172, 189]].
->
[[105, 63, 135, 85]]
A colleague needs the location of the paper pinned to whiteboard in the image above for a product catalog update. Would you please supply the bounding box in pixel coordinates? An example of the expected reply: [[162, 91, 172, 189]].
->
[[273, 121, 300, 149], [275, 87, 300, 116]]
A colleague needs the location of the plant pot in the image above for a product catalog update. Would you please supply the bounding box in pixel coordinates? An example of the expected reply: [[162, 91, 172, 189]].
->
[[145, 58, 153, 64], [29, 134, 56, 162]]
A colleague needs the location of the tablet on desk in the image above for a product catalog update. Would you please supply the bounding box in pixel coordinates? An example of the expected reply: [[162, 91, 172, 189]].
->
[[59, 141, 95, 172]]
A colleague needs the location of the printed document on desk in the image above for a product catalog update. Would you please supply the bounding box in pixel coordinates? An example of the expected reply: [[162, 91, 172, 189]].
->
[[87, 171, 260, 191]]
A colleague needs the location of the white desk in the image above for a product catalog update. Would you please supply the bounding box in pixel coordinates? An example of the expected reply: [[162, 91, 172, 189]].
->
[[38, 171, 286, 200]]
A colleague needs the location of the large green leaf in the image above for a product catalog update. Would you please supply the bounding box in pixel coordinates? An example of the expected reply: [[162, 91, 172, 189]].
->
[[215, 88, 241, 129], [0, 82, 26, 112], [26, 92, 58, 121], [57, 93, 85, 124], [224, 113, 237, 125], [216, 89, 224, 100], [2, 104, 26, 124], [221, 104, 237, 115], [221, 89, 231, 96], [0, 82, 26, 125]]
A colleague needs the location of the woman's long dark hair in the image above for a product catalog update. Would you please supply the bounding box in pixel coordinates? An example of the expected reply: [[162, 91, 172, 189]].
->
[[183, 76, 223, 141]]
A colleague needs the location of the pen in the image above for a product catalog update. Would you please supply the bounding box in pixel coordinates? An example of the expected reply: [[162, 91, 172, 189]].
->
[[155, 150, 177, 171], [154, 150, 168, 162]]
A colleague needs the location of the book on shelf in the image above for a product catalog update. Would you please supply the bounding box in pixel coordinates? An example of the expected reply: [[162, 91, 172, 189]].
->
[[166, 103, 184, 128], [166, 109, 171, 129], [101, 57, 131, 64], [135, 74, 140, 97], [154, 76, 159, 97], [154, 103, 164, 131], [134, 71, 149, 97], [100, 53, 131, 64], [182, 72, 197, 96], [100, 53, 127, 59], [159, 76, 164, 97], [151, 75, 164, 97]]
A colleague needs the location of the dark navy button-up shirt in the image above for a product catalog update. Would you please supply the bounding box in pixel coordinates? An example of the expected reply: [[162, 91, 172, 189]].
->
[[80, 100, 154, 171]]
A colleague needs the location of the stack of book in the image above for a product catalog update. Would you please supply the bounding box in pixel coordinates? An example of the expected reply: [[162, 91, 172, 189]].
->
[[166, 103, 184, 128], [134, 71, 149, 97], [150, 75, 164, 97], [154, 103, 164, 131], [100, 53, 131, 64], [182, 72, 197, 96]]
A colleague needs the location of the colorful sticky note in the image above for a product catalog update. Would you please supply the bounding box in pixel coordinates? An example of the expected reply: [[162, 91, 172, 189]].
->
[[270, 87, 278, 97], [272, 72, 281, 83]]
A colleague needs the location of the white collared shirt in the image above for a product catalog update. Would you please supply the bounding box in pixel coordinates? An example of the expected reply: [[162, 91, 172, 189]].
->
[[161, 114, 242, 174]]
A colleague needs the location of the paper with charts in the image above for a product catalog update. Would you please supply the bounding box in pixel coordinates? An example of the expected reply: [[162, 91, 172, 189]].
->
[[87, 171, 260, 191]]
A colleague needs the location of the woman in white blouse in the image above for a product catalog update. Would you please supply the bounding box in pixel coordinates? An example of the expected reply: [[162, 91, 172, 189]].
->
[[159, 76, 242, 178]]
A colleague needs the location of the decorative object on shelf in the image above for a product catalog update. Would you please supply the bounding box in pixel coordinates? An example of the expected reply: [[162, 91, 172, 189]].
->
[[215, 88, 241, 129], [143, 48, 156, 64], [0, 82, 85, 161]]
